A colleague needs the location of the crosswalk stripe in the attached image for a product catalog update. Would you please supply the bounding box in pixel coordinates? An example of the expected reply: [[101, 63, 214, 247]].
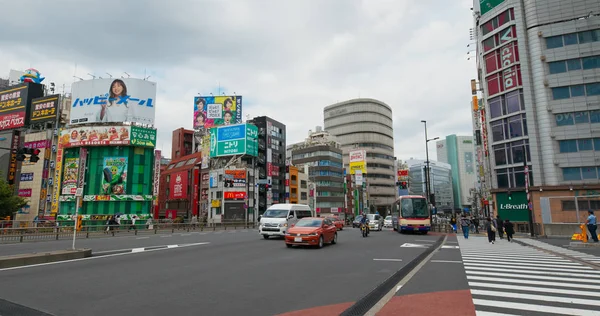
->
[[463, 262, 597, 273], [467, 275, 600, 290], [475, 311, 521, 316], [465, 266, 600, 278], [471, 289, 600, 307], [469, 282, 600, 298], [460, 252, 564, 260], [460, 255, 574, 264], [462, 259, 590, 269], [472, 298, 599, 316], [466, 270, 600, 284]]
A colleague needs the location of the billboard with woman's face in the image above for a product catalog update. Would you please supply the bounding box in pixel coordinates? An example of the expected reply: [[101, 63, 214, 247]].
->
[[193, 95, 243, 130], [70, 78, 157, 125]]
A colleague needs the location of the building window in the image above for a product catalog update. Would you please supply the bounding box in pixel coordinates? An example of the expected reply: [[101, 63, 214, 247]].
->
[[552, 87, 571, 100], [549, 61, 567, 74], [552, 84, 599, 100], [301, 192, 307, 200], [563, 167, 582, 181], [494, 144, 508, 166], [559, 140, 578, 153], [546, 29, 600, 49], [571, 85, 585, 97], [582, 56, 600, 70], [578, 139, 594, 151], [507, 115, 523, 138], [575, 112, 589, 124], [567, 58, 582, 71], [587, 83, 600, 96], [496, 170, 509, 188], [489, 96, 503, 119], [491, 121, 505, 142], [546, 36, 563, 49], [563, 33, 578, 45], [582, 167, 598, 180]]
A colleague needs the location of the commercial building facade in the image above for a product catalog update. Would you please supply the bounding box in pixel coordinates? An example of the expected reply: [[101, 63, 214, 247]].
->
[[406, 159, 454, 214], [247, 116, 286, 215], [324, 99, 396, 214], [436, 135, 478, 210], [288, 128, 344, 215], [172, 128, 194, 160], [472, 0, 600, 230]]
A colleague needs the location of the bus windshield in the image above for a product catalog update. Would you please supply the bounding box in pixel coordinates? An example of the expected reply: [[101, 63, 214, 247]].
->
[[401, 198, 428, 218]]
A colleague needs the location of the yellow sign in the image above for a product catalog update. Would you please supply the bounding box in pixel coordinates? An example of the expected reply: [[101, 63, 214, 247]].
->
[[211, 200, 221, 207], [50, 130, 63, 216], [350, 161, 366, 175]]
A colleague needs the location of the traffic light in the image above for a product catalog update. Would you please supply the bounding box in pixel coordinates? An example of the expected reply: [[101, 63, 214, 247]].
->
[[507, 190, 512, 201], [15, 148, 41, 163], [401, 181, 407, 189], [265, 184, 271, 190]]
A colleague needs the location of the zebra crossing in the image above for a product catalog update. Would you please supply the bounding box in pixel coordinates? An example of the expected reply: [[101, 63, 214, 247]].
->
[[458, 236, 600, 316], [518, 238, 600, 265]]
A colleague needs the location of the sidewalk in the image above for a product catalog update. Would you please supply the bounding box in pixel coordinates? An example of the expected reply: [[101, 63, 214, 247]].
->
[[517, 238, 600, 265]]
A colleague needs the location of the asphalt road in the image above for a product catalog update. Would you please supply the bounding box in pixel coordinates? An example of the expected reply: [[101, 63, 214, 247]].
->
[[0, 228, 442, 316]]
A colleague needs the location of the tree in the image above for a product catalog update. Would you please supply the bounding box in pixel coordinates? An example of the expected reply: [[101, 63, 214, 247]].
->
[[0, 175, 27, 218]]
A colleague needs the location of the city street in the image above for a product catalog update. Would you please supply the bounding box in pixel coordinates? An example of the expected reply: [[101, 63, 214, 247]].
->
[[0, 228, 443, 316]]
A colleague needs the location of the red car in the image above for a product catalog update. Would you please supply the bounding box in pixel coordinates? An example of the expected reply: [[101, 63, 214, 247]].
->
[[327, 216, 344, 231], [285, 217, 338, 248]]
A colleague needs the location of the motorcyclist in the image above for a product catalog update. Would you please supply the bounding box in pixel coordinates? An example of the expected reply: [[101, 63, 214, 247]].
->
[[360, 212, 370, 234]]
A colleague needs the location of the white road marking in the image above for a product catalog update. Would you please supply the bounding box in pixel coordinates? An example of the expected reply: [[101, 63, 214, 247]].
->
[[136, 237, 149, 240], [441, 245, 460, 249], [471, 289, 600, 307], [0, 242, 211, 272], [373, 259, 403, 262], [167, 245, 179, 249], [473, 298, 599, 316], [400, 243, 428, 248], [160, 235, 172, 238], [396, 285, 403, 292], [131, 248, 145, 253]]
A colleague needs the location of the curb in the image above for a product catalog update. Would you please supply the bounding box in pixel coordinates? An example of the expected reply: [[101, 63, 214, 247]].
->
[[340, 236, 445, 316], [512, 239, 600, 270], [0, 249, 92, 269]]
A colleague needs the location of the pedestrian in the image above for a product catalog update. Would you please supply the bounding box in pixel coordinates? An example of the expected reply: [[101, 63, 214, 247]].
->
[[473, 217, 480, 234], [586, 210, 598, 242], [485, 217, 497, 244], [128, 215, 138, 231], [460, 214, 471, 239], [496, 215, 504, 240], [504, 219, 514, 242], [450, 216, 457, 233]]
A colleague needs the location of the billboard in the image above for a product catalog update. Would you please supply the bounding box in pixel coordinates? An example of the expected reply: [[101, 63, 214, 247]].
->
[[209, 123, 258, 157], [62, 158, 79, 195], [0, 82, 44, 131], [30, 94, 59, 124], [51, 138, 64, 215], [349, 149, 367, 175], [101, 157, 128, 195], [480, 0, 505, 15], [194, 95, 243, 130], [7, 130, 20, 185], [153, 150, 161, 206], [59, 125, 156, 148], [70, 78, 156, 125], [169, 171, 188, 199]]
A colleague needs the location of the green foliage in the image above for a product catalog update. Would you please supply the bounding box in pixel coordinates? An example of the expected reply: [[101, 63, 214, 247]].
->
[[0, 175, 27, 218]]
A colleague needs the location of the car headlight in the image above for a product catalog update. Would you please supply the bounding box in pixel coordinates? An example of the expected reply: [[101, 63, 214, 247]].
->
[[279, 223, 287, 227], [309, 232, 318, 236]]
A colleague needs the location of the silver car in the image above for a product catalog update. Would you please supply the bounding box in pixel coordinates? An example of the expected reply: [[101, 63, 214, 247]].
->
[[384, 215, 393, 228], [366, 214, 384, 231]]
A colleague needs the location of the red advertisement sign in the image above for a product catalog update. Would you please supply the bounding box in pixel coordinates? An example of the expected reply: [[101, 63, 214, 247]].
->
[[8, 130, 20, 185], [192, 169, 199, 215], [0, 112, 26, 130], [397, 170, 408, 177], [169, 171, 188, 199], [18, 189, 32, 197], [165, 209, 177, 219], [224, 191, 247, 199]]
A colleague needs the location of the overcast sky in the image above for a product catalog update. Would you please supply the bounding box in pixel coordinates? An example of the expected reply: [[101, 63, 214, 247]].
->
[[0, 0, 476, 161]]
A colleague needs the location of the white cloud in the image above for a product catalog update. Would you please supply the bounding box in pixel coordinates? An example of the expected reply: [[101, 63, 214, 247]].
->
[[0, 0, 477, 161]]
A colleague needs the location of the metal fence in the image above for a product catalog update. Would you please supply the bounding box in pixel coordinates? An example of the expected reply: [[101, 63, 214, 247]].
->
[[0, 220, 257, 244]]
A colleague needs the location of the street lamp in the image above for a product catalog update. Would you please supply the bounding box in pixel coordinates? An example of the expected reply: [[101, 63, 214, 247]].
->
[[421, 120, 439, 222]]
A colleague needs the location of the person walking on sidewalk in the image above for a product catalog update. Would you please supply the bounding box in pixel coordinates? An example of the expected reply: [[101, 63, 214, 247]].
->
[[460, 214, 471, 239], [450, 216, 458, 233], [496, 215, 504, 240], [472, 217, 480, 234], [586, 210, 599, 242], [485, 217, 497, 244], [504, 219, 514, 242]]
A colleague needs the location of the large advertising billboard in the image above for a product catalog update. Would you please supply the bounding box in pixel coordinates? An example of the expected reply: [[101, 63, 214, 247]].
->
[[209, 123, 258, 158], [30, 94, 59, 124], [194, 95, 243, 130], [169, 171, 188, 199], [70, 78, 156, 125], [349, 150, 367, 175], [101, 157, 128, 195], [0, 82, 44, 131], [59, 125, 156, 148], [62, 158, 79, 195]]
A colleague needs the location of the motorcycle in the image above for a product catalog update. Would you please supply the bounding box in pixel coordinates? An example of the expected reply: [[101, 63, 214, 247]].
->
[[361, 223, 369, 237]]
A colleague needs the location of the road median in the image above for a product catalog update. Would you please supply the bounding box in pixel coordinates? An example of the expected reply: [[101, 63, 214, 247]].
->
[[0, 248, 92, 269]]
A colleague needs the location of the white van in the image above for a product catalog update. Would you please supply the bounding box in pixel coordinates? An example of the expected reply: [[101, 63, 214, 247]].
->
[[259, 204, 313, 239]]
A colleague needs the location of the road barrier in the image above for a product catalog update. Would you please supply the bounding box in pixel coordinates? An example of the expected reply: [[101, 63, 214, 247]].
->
[[0, 221, 257, 244]]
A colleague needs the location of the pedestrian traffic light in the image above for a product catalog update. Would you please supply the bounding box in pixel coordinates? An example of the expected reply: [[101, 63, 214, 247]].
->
[[265, 184, 271, 190], [508, 191, 512, 200], [401, 181, 407, 189]]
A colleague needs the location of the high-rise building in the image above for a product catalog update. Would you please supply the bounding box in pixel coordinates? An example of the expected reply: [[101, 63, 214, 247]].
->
[[472, 0, 600, 226], [324, 99, 396, 214], [248, 116, 286, 215], [436, 135, 478, 210], [288, 127, 345, 216], [171, 128, 193, 160], [406, 159, 454, 214]]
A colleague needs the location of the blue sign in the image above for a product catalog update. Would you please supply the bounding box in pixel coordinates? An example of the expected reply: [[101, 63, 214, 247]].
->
[[217, 124, 246, 142], [20, 173, 34, 182]]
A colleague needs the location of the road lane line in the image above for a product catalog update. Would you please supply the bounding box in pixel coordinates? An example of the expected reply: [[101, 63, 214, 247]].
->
[[160, 235, 172, 238], [0, 242, 211, 272], [167, 245, 179, 248], [373, 259, 403, 262], [136, 237, 149, 240], [473, 298, 598, 316], [131, 248, 145, 253]]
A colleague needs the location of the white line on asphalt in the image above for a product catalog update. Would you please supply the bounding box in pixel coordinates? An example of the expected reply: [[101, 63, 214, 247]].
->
[[395, 285, 403, 292], [180, 234, 192, 236], [471, 289, 600, 307], [468, 282, 600, 298], [199, 232, 208, 235], [467, 275, 600, 290], [373, 259, 403, 262], [131, 248, 145, 253], [430, 260, 462, 263], [467, 270, 600, 284], [0, 242, 211, 272], [472, 298, 598, 316], [136, 237, 149, 240], [446, 241, 458, 244], [167, 245, 178, 249], [441, 245, 460, 249], [476, 311, 522, 316], [415, 239, 435, 243], [160, 235, 172, 238]]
